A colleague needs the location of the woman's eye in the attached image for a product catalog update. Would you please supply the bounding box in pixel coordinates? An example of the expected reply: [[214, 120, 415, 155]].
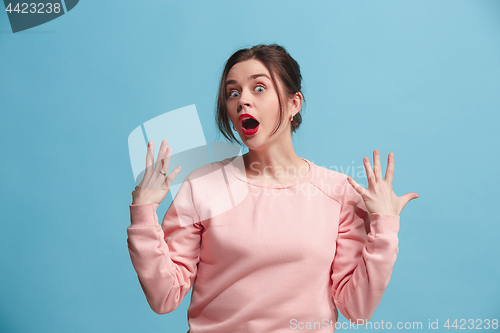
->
[[227, 85, 264, 98]]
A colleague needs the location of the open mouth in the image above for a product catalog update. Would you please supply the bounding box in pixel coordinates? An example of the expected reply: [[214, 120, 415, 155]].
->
[[242, 118, 260, 130], [239, 114, 260, 135]]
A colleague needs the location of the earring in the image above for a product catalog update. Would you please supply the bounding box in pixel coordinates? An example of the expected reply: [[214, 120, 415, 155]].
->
[[290, 114, 294, 121]]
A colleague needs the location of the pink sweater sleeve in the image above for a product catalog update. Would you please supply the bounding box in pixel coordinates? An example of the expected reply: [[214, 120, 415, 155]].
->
[[331, 177, 400, 323], [127, 180, 203, 315]]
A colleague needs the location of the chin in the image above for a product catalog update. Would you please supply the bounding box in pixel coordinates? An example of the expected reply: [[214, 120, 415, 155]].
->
[[241, 137, 269, 152]]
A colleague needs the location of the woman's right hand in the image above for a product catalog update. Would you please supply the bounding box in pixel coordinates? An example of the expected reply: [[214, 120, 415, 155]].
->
[[131, 140, 182, 206]]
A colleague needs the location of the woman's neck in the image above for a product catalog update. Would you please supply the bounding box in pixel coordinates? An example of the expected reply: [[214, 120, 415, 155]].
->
[[242, 148, 308, 182]]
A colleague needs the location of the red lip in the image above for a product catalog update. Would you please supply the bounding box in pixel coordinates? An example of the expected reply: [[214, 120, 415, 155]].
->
[[238, 113, 260, 136]]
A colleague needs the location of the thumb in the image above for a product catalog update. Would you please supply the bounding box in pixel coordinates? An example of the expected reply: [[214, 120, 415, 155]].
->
[[399, 192, 419, 210], [407, 192, 419, 200]]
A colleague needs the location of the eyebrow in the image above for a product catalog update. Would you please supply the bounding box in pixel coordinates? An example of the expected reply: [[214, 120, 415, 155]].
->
[[225, 73, 271, 89]]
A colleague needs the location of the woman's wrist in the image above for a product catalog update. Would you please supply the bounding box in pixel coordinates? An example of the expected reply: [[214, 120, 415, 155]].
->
[[131, 200, 156, 206]]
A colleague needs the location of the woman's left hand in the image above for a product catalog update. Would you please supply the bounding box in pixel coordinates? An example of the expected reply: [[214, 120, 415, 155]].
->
[[346, 150, 419, 216]]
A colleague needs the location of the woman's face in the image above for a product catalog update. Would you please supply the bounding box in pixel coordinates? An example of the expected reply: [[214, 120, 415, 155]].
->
[[225, 59, 292, 149]]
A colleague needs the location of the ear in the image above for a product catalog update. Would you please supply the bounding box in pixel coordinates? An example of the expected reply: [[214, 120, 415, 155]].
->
[[289, 92, 303, 116]]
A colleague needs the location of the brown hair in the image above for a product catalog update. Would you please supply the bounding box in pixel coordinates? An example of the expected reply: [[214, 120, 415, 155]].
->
[[215, 44, 305, 146]]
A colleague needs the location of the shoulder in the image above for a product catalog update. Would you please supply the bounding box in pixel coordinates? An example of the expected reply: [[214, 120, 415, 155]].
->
[[182, 157, 230, 187], [184, 158, 227, 182], [307, 160, 350, 205], [180, 157, 236, 202]]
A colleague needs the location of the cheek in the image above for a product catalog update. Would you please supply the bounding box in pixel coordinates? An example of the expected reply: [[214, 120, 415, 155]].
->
[[226, 105, 238, 124], [264, 92, 280, 108], [227, 99, 239, 113]]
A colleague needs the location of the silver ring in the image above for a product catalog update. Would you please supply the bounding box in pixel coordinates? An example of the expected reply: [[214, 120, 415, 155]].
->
[[159, 171, 166, 175]]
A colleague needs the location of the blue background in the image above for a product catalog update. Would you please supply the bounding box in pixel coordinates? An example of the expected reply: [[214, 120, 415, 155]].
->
[[1, 0, 499, 332]]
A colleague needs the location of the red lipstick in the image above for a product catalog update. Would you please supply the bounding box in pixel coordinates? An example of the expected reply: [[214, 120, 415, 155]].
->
[[239, 113, 260, 136]]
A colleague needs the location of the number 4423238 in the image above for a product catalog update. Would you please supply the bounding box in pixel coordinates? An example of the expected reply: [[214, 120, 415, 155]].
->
[[5, 2, 62, 14], [444, 319, 498, 330]]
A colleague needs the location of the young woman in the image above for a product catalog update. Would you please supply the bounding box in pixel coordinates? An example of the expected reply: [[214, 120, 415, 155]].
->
[[128, 44, 419, 333]]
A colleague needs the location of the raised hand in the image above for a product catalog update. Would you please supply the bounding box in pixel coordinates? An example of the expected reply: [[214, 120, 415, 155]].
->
[[131, 140, 182, 205], [346, 150, 418, 216]]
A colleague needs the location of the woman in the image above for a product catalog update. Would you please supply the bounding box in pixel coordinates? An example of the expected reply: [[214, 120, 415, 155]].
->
[[128, 44, 419, 332]]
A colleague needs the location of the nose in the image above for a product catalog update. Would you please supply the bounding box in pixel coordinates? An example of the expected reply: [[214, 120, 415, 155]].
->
[[237, 89, 253, 113], [237, 103, 250, 113]]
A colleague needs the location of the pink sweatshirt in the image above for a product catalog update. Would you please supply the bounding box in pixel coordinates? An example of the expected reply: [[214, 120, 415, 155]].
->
[[127, 157, 400, 332]]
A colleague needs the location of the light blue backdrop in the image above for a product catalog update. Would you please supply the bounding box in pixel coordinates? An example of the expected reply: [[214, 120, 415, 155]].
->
[[1, 0, 499, 332]]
